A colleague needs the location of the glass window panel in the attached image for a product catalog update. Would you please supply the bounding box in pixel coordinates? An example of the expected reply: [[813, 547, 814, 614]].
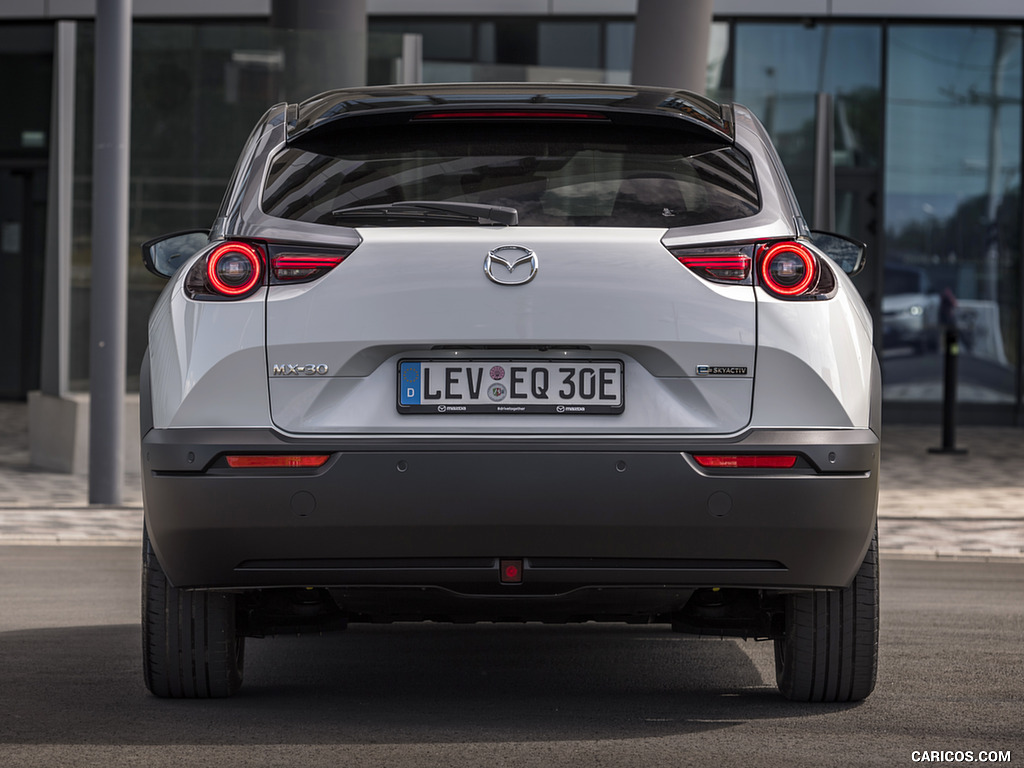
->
[[605, 21, 634, 74], [492, 20, 537, 66], [538, 22, 600, 70], [264, 124, 759, 228], [367, 31, 401, 86], [478, 22, 496, 65], [734, 23, 882, 213], [0, 26, 53, 155], [370, 21, 474, 62], [883, 25, 1021, 404], [71, 21, 280, 390], [0, 25, 51, 398], [706, 21, 731, 100]]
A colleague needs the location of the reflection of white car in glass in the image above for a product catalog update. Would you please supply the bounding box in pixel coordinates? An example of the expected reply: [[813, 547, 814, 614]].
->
[[955, 299, 1008, 365], [882, 265, 940, 353], [139, 83, 880, 702]]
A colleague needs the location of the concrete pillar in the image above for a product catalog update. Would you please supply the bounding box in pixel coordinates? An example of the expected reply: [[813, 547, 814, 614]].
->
[[89, 0, 132, 504], [631, 0, 714, 94], [272, 0, 367, 101], [41, 21, 75, 400], [30, 21, 82, 474], [33, 19, 140, 478]]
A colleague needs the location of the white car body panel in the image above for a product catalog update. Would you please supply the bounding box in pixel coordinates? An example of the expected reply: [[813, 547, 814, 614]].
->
[[753, 270, 875, 429], [148, 278, 271, 430], [265, 227, 757, 435]]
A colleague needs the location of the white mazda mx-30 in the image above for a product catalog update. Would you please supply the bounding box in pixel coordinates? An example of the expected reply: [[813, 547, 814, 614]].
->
[[140, 83, 880, 701]]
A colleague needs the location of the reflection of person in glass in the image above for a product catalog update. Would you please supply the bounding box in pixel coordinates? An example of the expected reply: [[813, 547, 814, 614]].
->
[[939, 287, 974, 353], [939, 287, 958, 329]]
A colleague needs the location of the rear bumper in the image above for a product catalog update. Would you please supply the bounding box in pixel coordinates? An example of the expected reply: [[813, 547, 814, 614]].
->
[[142, 428, 879, 596]]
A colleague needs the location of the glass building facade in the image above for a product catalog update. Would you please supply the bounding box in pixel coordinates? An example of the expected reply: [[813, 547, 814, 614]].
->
[[726, 22, 1022, 414], [884, 27, 1021, 407], [70, 20, 283, 390], [3, 9, 1024, 423], [0, 24, 52, 399]]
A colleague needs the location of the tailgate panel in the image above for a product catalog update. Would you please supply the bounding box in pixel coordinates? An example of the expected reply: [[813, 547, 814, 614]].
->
[[266, 228, 756, 435]]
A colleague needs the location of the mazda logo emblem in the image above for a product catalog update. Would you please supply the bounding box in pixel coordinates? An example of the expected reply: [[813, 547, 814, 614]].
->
[[484, 245, 537, 286]]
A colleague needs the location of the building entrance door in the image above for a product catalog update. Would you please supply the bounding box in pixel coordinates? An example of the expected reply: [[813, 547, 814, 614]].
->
[[0, 162, 48, 399]]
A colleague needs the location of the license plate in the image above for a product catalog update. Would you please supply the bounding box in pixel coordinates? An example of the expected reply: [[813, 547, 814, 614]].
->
[[398, 359, 624, 414]]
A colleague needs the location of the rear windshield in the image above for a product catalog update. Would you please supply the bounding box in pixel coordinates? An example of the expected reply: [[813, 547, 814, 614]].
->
[[262, 123, 760, 228]]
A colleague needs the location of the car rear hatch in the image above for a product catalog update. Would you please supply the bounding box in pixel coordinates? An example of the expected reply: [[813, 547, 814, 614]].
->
[[261, 86, 761, 436], [266, 227, 756, 435]]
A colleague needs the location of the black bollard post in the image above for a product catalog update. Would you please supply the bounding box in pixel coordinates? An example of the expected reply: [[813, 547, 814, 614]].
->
[[929, 324, 967, 455]]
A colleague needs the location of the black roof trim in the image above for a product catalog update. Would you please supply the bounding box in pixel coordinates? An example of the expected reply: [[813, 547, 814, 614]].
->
[[286, 83, 734, 144]]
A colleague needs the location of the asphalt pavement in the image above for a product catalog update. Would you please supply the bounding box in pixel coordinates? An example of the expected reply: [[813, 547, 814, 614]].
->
[[0, 401, 1022, 558], [1, 549, 1021, 767]]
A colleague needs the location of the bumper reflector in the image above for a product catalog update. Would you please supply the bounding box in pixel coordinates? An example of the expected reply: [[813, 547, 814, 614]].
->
[[225, 455, 330, 468], [693, 455, 797, 469]]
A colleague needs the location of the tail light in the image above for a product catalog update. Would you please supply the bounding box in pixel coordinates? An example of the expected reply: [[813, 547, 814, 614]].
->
[[412, 110, 609, 121], [670, 240, 835, 300], [759, 242, 816, 296], [185, 240, 354, 300], [671, 245, 754, 284], [268, 244, 351, 282], [203, 242, 263, 297], [757, 241, 835, 299]]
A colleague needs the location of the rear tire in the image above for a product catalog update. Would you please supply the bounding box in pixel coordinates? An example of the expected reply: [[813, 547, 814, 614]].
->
[[774, 525, 879, 702], [142, 528, 244, 698]]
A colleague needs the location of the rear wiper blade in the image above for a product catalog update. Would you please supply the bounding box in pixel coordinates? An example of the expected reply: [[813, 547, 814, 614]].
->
[[331, 200, 518, 226]]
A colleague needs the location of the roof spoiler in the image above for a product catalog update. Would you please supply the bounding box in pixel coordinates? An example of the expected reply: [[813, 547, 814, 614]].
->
[[285, 84, 735, 146]]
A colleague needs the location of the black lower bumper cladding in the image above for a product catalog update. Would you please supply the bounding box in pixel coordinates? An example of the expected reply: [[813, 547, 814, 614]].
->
[[142, 427, 879, 596]]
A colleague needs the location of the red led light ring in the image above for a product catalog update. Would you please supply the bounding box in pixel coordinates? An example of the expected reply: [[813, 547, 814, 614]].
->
[[759, 242, 817, 297], [206, 242, 263, 296]]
